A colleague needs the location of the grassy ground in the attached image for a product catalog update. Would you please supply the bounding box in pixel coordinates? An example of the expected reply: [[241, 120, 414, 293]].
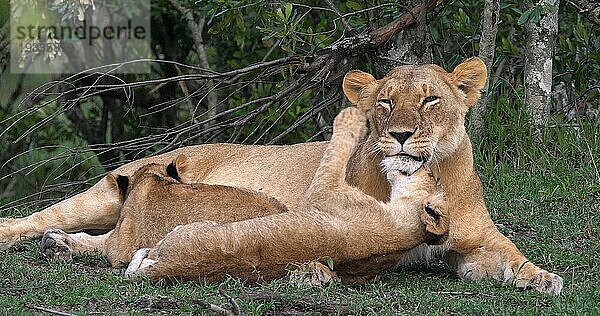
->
[[1, 112, 598, 315]]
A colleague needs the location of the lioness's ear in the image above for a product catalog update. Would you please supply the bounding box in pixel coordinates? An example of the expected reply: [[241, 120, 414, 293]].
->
[[343, 70, 377, 107], [106, 173, 129, 201], [166, 154, 189, 182], [450, 57, 487, 108]]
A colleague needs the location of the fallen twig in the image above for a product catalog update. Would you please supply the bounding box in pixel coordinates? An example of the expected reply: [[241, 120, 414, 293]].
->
[[24, 303, 75, 316], [195, 288, 244, 316], [433, 291, 495, 297], [244, 290, 350, 315]]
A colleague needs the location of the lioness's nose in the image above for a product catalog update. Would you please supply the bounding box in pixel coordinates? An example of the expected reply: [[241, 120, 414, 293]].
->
[[389, 131, 413, 144]]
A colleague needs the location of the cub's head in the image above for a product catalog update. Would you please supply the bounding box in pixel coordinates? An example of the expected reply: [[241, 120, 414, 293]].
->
[[343, 58, 486, 174], [106, 154, 190, 202]]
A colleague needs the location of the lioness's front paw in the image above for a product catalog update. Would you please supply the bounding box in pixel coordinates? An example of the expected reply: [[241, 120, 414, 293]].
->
[[513, 269, 563, 295], [333, 107, 367, 140], [40, 229, 73, 261]]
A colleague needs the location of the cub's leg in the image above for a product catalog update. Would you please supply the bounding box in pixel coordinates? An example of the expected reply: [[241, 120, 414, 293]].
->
[[305, 106, 367, 199], [124, 212, 344, 282], [0, 177, 122, 250], [40, 229, 110, 261], [125, 222, 217, 276]]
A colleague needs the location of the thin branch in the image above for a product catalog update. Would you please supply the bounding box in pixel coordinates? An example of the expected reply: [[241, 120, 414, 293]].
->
[[324, 0, 354, 33], [566, 0, 600, 25], [195, 288, 243, 316], [167, 0, 219, 128], [24, 304, 75, 316]]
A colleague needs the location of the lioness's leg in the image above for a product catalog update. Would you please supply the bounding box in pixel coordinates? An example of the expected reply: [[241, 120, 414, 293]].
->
[[40, 229, 110, 261], [445, 214, 563, 295], [0, 177, 121, 250]]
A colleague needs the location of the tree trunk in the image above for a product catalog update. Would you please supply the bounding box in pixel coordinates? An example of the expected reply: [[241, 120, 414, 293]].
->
[[377, 0, 433, 72], [524, 0, 560, 130], [470, 0, 500, 138], [168, 0, 219, 132]]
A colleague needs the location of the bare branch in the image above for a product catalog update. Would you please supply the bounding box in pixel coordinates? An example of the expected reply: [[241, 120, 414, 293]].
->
[[567, 0, 600, 25], [324, 0, 354, 33], [167, 0, 219, 128], [24, 304, 74, 316]]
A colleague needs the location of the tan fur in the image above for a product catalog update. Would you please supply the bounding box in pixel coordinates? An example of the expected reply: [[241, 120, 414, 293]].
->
[[124, 107, 448, 283], [0, 58, 562, 294], [39, 158, 289, 265], [106, 157, 289, 266]]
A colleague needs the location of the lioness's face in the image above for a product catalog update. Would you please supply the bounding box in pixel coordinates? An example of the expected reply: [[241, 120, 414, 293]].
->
[[343, 58, 487, 174]]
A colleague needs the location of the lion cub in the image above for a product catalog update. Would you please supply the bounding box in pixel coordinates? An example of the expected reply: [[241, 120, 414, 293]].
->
[[106, 156, 290, 266], [41, 155, 289, 266], [125, 107, 449, 283]]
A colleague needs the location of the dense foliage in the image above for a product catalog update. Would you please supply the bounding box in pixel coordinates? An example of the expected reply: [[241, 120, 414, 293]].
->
[[0, 0, 598, 211]]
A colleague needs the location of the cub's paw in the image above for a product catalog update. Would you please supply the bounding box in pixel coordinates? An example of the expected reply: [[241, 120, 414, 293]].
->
[[288, 261, 338, 288], [124, 248, 156, 279], [513, 268, 563, 295], [332, 107, 367, 140], [420, 194, 449, 245], [40, 229, 73, 261]]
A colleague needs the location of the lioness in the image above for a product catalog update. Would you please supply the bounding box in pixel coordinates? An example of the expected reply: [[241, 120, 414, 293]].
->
[[124, 107, 448, 283], [0, 57, 563, 294], [40, 155, 288, 266]]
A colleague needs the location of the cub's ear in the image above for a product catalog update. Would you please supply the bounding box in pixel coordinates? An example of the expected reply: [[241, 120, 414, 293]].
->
[[166, 154, 189, 182], [106, 173, 130, 201], [342, 70, 377, 108], [450, 57, 487, 108]]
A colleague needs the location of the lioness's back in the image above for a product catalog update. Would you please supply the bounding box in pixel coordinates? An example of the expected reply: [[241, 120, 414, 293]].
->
[[111, 142, 329, 210]]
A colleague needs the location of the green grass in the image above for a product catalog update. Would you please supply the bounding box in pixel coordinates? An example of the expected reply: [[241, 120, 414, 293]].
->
[[1, 102, 599, 315]]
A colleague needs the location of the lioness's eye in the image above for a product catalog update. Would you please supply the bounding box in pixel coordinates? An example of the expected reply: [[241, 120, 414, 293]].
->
[[378, 99, 392, 110], [422, 96, 440, 107]]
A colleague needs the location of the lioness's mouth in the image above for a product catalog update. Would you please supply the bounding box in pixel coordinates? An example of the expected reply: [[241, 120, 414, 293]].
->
[[389, 153, 428, 163]]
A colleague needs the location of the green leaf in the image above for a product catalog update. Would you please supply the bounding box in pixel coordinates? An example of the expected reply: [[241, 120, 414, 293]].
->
[[517, 8, 533, 25], [530, 7, 542, 24], [276, 8, 284, 21], [284, 2, 293, 20], [281, 44, 292, 53], [235, 13, 246, 32], [208, 15, 232, 35], [325, 257, 334, 270], [544, 3, 558, 14], [347, 1, 362, 11]]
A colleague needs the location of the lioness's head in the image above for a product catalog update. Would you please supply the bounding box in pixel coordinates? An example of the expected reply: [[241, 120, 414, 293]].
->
[[343, 58, 486, 175], [106, 154, 191, 201]]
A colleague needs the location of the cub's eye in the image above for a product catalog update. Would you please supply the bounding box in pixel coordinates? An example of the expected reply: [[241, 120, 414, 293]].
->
[[378, 99, 392, 109], [422, 96, 440, 107]]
